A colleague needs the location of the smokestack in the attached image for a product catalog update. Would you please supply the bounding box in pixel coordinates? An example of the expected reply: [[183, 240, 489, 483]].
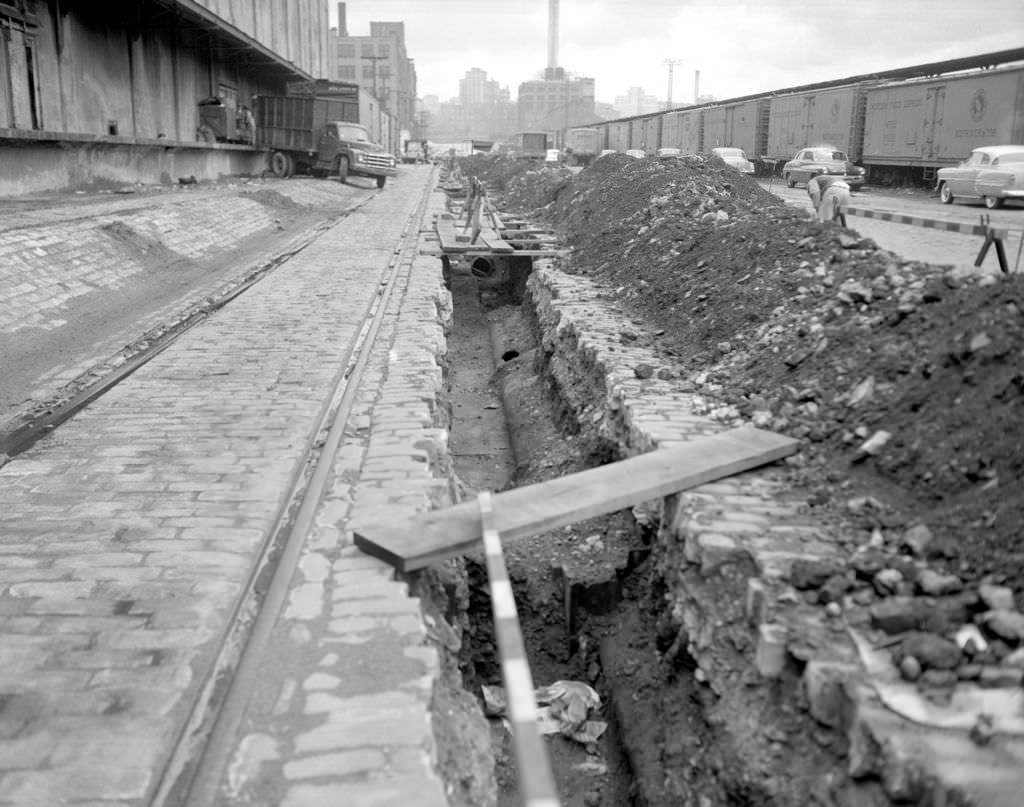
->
[[337, 2, 348, 36], [694, 69, 700, 103], [547, 0, 559, 71]]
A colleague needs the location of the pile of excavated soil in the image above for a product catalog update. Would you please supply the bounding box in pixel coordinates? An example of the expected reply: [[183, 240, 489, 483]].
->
[[469, 153, 1024, 601]]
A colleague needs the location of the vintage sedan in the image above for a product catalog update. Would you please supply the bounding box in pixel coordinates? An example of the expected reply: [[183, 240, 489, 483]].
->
[[711, 147, 755, 174], [782, 147, 866, 189], [936, 146, 1024, 209]]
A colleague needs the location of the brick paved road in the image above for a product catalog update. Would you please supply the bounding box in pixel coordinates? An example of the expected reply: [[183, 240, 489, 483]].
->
[[0, 167, 451, 806], [0, 178, 374, 421]]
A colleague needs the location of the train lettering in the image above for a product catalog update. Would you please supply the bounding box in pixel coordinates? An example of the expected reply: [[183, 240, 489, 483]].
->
[[902, 99, 923, 108], [954, 128, 997, 138]]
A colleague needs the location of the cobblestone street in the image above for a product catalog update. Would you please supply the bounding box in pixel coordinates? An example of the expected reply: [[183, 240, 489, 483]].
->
[[0, 167, 453, 805]]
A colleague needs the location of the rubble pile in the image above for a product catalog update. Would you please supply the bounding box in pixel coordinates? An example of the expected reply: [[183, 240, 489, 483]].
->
[[468, 153, 1024, 691]]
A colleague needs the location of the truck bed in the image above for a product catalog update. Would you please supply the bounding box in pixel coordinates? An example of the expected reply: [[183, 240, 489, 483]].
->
[[255, 96, 358, 152]]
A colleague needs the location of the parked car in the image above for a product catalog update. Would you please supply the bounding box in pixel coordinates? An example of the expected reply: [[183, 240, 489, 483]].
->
[[711, 146, 755, 174], [657, 147, 681, 161], [597, 149, 617, 159], [782, 147, 865, 189], [625, 149, 646, 159], [936, 145, 1024, 208]]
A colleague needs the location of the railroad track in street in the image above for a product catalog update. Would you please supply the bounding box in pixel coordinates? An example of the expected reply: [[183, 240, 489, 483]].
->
[[150, 177, 434, 806], [0, 193, 376, 463], [0, 168, 443, 805]]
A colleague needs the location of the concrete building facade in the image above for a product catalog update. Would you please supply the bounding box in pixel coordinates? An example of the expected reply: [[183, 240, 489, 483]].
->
[[332, 3, 418, 144], [517, 74, 595, 133], [0, 0, 332, 195]]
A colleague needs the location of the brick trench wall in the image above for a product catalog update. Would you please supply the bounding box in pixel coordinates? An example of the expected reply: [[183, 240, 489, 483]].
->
[[525, 262, 1006, 804], [339, 201, 498, 806]]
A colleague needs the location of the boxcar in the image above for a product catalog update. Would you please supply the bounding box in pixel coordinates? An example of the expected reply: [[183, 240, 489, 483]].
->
[[628, 118, 647, 152], [661, 108, 704, 153], [766, 84, 870, 162], [863, 64, 1024, 174], [639, 115, 662, 154], [605, 120, 631, 152], [702, 99, 769, 160]]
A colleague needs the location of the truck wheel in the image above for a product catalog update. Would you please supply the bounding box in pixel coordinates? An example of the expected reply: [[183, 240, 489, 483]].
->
[[336, 156, 349, 183], [376, 175, 386, 189], [270, 151, 293, 178]]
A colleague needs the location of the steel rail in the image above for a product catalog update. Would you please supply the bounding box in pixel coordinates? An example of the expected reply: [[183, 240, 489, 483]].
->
[[150, 175, 434, 807], [478, 491, 561, 807]]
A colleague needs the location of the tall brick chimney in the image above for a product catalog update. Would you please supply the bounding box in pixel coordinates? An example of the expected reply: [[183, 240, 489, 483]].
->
[[337, 2, 348, 36]]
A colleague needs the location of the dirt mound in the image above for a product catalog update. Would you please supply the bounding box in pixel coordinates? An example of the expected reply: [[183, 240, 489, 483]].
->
[[471, 155, 1024, 597]]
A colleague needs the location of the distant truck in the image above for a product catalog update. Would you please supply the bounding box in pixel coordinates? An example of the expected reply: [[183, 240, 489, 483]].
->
[[255, 95, 397, 187], [514, 131, 548, 160], [565, 127, 599, 166], [402, 139, 427, 164]]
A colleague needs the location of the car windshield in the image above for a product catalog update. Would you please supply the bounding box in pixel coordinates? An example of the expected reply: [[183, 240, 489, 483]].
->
[[337, 125, 369, 142]]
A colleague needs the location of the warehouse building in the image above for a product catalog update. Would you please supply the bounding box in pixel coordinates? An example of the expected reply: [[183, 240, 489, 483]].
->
[[0, 0, 331, 195]]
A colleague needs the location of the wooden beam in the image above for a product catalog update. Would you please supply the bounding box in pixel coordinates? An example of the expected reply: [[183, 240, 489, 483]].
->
[[354, 427, 799, 572]]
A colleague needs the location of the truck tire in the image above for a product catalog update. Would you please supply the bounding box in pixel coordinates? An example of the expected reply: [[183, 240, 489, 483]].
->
[[376, 175, 386, 188], [336, 156, 349, 183], [270, 151, 293, 178]]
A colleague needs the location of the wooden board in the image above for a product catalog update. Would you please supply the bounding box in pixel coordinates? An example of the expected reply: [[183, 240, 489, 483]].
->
[[354, 427, 798, 572], [478, 231, 516, 253]]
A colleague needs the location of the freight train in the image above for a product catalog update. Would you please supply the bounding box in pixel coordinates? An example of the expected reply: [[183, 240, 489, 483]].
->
[[576, 48, 1024, 185]]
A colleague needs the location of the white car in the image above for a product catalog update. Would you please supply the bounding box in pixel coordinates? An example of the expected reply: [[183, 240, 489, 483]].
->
[[625, 149, 646, 159], [657, 147, 681, 161], [711, 147, 755, 174], [936, 145, 1024, 209]]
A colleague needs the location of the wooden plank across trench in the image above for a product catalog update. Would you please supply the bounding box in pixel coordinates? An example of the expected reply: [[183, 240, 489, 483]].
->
[[354, 427, 799, 572]]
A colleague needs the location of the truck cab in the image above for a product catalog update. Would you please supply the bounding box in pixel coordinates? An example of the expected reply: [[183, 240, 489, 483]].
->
[[317, 122, 397, 187]]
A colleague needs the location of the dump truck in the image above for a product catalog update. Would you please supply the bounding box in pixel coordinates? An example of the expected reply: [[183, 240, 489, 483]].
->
[[255, 95, 397, 187]]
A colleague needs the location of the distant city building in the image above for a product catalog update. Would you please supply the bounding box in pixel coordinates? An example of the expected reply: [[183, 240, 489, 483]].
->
[[517, 75, 595, 132], [460, 68, 506, 106], [332, 3, 419, 139], [612, 87, 662, 118], [430, 68, 516, 142]]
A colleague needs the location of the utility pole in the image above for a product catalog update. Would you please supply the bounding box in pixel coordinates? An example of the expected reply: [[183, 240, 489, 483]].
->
[[361, 54, 387, 99], [663, 58, 681, 111]]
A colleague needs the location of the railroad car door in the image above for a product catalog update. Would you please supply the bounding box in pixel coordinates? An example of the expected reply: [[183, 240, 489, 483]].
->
[[803, 96, 816, 145], [922, 86, 945, 161], [1014, 73, 1024, 144]]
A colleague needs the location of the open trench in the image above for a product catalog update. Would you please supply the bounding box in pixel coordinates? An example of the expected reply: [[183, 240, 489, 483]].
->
[[440, 252, 722, 807]]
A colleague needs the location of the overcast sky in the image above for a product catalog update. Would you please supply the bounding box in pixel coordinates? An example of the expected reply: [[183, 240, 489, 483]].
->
[[334, 0, 1024, 105]]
